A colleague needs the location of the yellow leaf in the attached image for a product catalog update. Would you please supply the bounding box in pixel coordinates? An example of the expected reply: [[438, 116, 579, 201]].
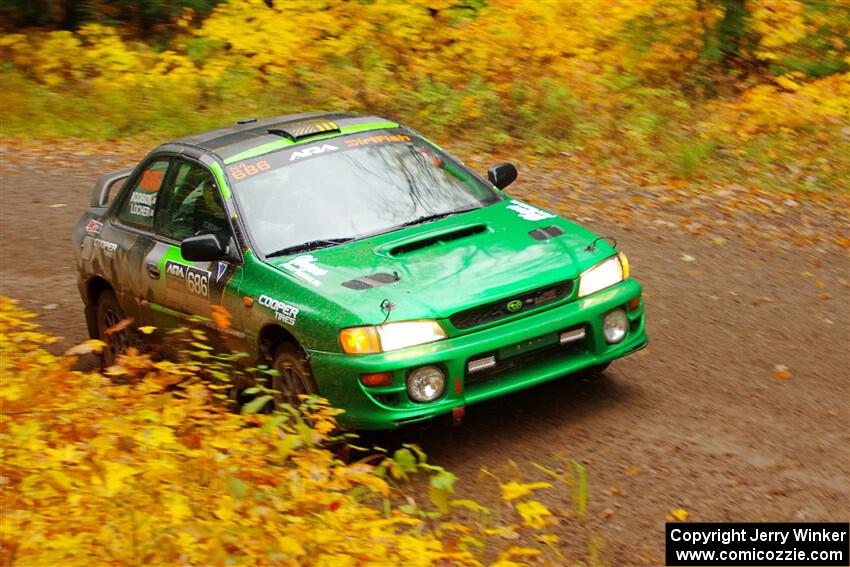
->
[[624, 466, 641, 475], [500, 481, 552, 501], [278, 536, 306, 556], [64, 339, 107, 356], [144, 426, 176, 447], [775, 75, 799, 91], [166, 493, 191, 522], [138, 325, 156, 335], [500, 546, 542, 558], [669, 508, 689, 521], [102, 461, 137, 495], [515, 500, 552, 529], [484, 525, 521, 539]]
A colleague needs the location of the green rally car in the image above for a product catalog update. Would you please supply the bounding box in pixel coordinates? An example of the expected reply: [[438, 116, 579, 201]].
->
[[73, 112, 647, 429]]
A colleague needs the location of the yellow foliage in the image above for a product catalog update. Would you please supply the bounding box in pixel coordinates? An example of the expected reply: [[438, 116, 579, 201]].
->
[[0, 297, 565, 565], [0, 0, 847, 190]]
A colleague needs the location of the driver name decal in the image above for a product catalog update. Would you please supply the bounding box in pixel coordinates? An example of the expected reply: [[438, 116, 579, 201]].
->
[[283, 255, 327, 286], [128, 191, 157, 218], [506, 200, 555, 221]]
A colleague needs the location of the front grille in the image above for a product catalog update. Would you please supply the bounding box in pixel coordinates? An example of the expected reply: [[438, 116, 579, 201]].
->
[[450, 280, 573, 330]]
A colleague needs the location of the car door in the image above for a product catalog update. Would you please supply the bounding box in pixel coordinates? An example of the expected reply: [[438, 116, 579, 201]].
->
[[148, 156, 246, 351], [106, 156, 174, 329]]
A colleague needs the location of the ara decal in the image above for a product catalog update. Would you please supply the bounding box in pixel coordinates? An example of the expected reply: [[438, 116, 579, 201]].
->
[[506, 200, 556, 222], [283, 255, 327, 286], [290, 144, 338, 162], [85, 219, 103, 236], [258, 294, 299, 325]]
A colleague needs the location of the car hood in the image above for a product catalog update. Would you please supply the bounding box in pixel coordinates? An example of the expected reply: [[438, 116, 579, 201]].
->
[[265, 199, 615, 326]]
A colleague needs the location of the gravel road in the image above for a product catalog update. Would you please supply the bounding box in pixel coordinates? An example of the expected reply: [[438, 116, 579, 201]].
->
[[1, 141, 847, 565]]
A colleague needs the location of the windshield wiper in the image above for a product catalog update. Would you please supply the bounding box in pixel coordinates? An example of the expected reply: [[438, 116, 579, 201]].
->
[[266, 238, 353, 258], [400, 206, 481, 227]]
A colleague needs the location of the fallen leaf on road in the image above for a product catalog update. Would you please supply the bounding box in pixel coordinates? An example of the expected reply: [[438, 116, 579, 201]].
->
[[624, 466, 641, 475], [65, 339, 106, 356], [772, 364, 792, 380], [667, 508, 689, 521], [817, 292, 832, 300], [680, 254, 696, 262]]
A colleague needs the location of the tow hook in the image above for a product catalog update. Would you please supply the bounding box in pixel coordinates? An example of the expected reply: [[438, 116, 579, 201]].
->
[[451, 406, 465, 427]]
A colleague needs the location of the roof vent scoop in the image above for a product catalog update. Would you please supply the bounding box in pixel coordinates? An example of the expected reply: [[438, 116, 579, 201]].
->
[[268, 120, 341, 141]]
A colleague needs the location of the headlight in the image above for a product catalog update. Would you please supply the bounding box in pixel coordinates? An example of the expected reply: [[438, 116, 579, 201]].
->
[[340, 320, 447, 354], [578, 253, 629, 298]]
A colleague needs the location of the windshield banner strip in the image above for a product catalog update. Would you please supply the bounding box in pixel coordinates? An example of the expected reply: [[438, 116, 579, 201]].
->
[[224, 130, 413, 180]]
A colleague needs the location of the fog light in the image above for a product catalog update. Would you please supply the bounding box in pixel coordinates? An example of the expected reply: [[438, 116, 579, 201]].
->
[[407, 365, 446, 403], [467, 355, 496, 373], [603, 309, 628, 344]]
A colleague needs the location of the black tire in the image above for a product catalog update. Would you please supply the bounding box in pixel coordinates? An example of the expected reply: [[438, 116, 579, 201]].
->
[[95, 289, 134, 367], [270, 343, 318, 408]]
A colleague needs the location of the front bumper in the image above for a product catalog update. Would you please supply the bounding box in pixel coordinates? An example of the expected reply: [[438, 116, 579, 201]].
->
[[307, 278, 647, 430]]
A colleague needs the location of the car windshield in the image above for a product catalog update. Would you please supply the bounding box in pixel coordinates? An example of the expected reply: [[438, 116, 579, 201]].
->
[[227, 130, 501, 257]]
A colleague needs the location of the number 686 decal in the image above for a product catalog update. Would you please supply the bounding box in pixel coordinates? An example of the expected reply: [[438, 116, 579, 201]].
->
[[186, 269, 209, 297], [165, 261, 211, 298]]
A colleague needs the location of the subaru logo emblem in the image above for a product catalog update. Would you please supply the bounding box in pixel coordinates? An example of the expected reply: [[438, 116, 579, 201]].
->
[[506, 299, 523, 313]]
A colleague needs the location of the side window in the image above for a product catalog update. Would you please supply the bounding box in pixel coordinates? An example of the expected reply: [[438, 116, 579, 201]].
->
[[117, 159, 169, 230], [157, 160, 229, 242]]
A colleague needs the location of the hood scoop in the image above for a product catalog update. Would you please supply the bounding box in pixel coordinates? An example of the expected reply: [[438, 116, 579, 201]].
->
[[389, 224, 487, 256], [529, 225, 565, 241], [342, 272, 400, 290]]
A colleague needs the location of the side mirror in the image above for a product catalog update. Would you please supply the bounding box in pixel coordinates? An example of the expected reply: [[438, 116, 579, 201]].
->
[[181, 233, 229, 262], [487, 162, 518, 189]]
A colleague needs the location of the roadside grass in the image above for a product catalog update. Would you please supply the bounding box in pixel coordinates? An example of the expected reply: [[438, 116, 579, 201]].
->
[[2, 69, 847, 195]]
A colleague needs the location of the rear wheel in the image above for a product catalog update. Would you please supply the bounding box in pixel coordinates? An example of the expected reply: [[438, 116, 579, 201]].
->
[[270, 343, 318, 408], [95, 289, 134, 367]]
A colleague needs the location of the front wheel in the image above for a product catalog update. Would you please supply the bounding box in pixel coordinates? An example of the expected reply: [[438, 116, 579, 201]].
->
[[95, 289, 135, 367], [271, 343, 318, 408]]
